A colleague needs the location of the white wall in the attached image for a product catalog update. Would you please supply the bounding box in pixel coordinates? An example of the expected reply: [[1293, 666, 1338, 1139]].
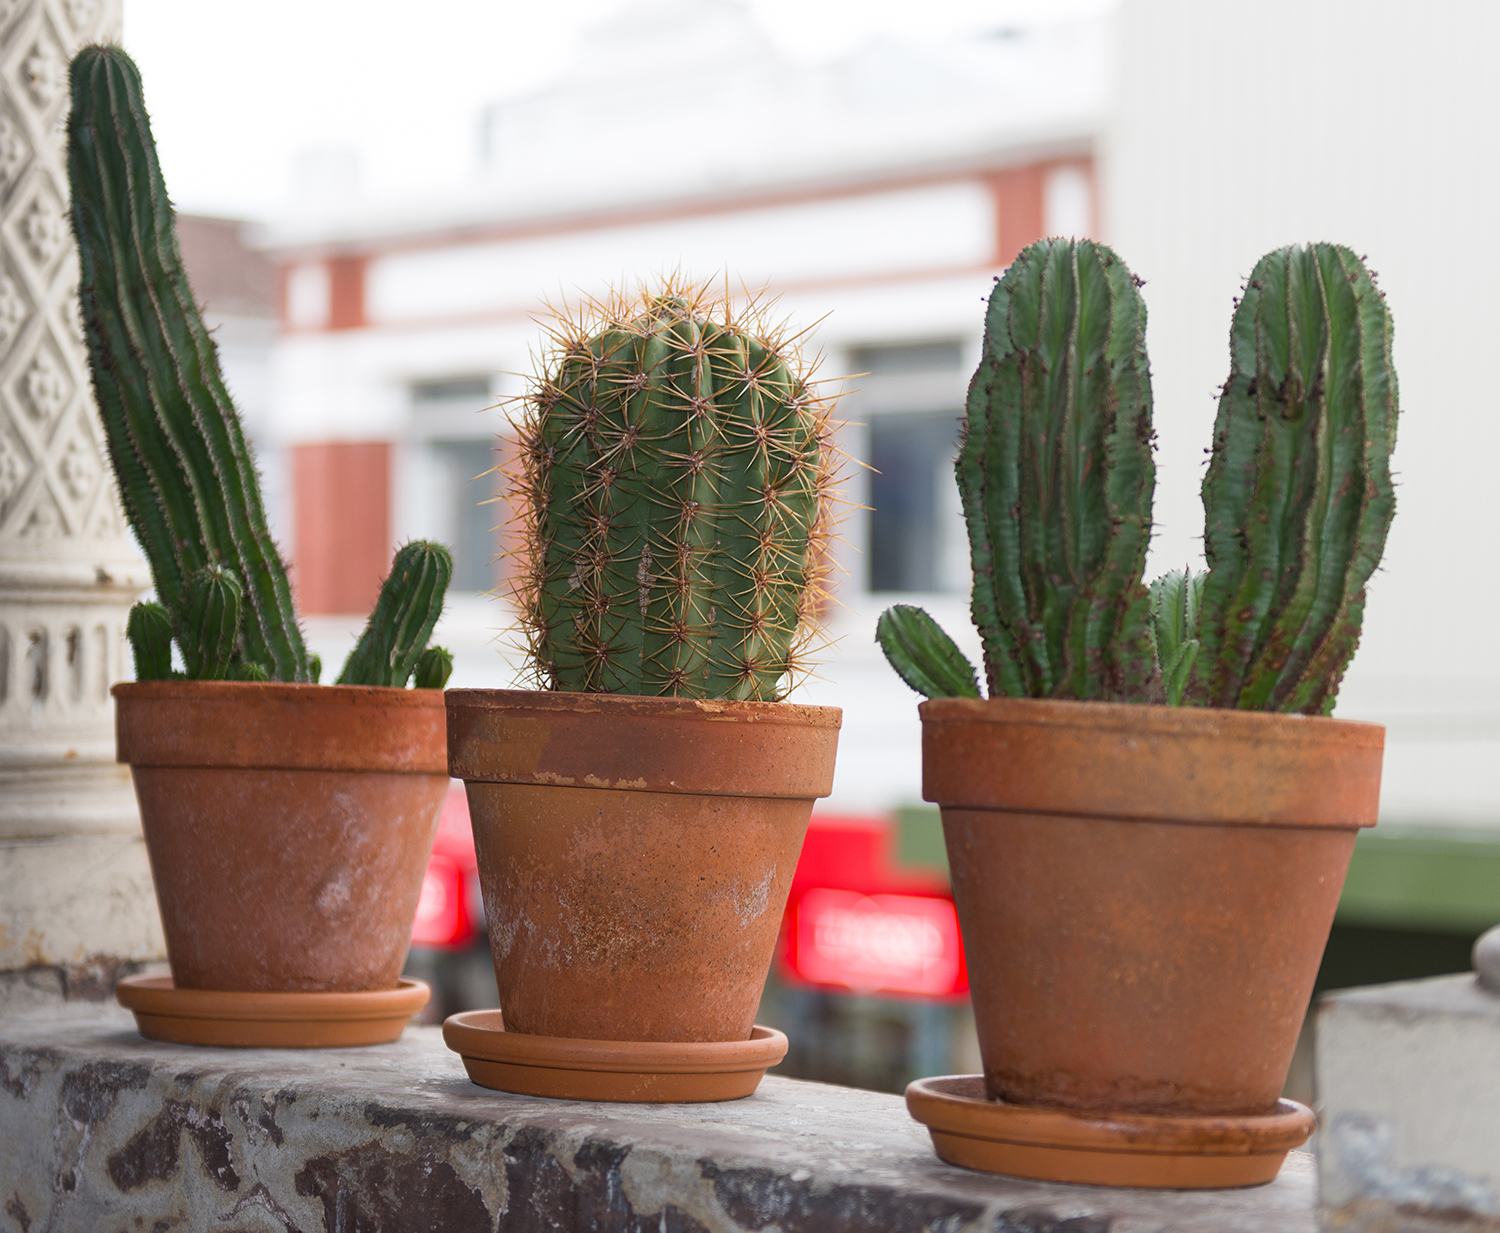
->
[[1104, 0, 1500, 826]]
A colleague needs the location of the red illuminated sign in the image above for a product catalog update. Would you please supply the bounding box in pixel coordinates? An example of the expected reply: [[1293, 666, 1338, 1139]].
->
[[410, 786, 483, 950], [786, 888, 968, 998]]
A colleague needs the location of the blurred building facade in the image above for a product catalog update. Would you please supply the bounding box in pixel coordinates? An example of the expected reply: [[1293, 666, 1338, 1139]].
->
[[247, 0, 1107, 818]]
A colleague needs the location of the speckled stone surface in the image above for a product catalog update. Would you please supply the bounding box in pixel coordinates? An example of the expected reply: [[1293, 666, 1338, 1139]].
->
[[0, 1003, 1316, 1232]]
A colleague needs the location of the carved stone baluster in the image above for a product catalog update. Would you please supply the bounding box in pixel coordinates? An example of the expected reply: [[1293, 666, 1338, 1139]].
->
[[0, 0, 164, 999]]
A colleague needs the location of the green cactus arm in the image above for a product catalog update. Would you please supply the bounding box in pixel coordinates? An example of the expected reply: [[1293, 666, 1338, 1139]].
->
[[1148, 569, 1203, 706], [308, 653, 322, 685], [232, 662, 270, 682], [960, 240, 1155, 702], [336, 542, 453, 688], [414, 645, 454, 690], [126, 601, 175, 681], [181, 564, 242, 681], [1196, 244, 1398, 713], [876, 605, 981, 699], [67, 46, 309, 682]]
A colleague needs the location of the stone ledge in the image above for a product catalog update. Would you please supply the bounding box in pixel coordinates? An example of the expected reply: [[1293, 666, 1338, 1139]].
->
[[0, 1004, 1315, 1233], [1315, 974, 1500, 1231]]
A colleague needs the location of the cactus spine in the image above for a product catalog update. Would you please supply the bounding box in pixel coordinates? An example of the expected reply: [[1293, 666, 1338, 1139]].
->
[[68, 46, 309, 683], [337, 542, 454, 688], [516, 282, 838, 700], [1194, 244, 1398, 714], [67, 46, 455, 689]]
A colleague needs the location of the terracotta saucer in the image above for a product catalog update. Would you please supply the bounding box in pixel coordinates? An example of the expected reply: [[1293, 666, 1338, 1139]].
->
[[443, 1010, 788, 1102], [116, 975, 430, 1048], [905, 1075, 1315, 1189]]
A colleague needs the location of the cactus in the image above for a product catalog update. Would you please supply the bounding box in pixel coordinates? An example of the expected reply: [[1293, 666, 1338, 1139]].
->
[[68, 46, 308, 683], [875, 606, 980, 699], [181, 564, 242, 681], [414, 645, 455, 690], [878, 239, 1156, 702], [876, 239, 1399, 714], [68, 46, 455, 690], [515, 281, 839, 700], [337, 543, 454, 688], [1147, 569, 1204, 707], [126, 602, 175, 681], [1193, 244, 1398, 715]]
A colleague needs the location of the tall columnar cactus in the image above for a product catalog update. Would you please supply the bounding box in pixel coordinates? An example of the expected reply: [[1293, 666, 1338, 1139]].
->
[[516, 282, 839, 700], [67, 45, 454, 688], [877, 239, 1157, 702], [1193, 244, 1398, 714], [68, 45, 309, 683]]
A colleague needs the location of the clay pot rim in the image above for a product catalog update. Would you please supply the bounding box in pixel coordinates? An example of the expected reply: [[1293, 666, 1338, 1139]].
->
[[443, 1011, 789, 1071], [920, 694, 1382, 746], [445, 687, 840, 729], [920, 695, 1382, 746], [113, 680, 445, 707], [906, 1075, 1315, 1155], [115, 679, 448, 773], [116, 975, 431, 1022]]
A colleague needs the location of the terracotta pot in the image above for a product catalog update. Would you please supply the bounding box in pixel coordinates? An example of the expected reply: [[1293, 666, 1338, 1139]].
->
[[446, 689, 841, 1043], [115, 681, 448, 993], [921, 696, 1383, 1118]]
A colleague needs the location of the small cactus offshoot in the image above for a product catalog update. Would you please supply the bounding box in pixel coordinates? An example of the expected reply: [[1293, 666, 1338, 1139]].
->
[[878, 239, 1400, 716], [67, 45, 454, 689], [513, 279, 842, 700]]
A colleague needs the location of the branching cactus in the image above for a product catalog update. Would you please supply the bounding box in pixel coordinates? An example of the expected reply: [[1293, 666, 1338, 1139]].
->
[[67, 45, 453, 688], [1193, 244, 1399, 714], [514, 280, 841, 700], [878, 239, 1157, 702], [876, 239, 1400, 717]]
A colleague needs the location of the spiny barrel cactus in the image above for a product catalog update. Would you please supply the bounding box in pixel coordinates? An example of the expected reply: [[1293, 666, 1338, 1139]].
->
[[878, 238, 1157, 702], [1193, 244, 1398, 714], [68, 45, 453, 688], [515, 281, 840, 700]]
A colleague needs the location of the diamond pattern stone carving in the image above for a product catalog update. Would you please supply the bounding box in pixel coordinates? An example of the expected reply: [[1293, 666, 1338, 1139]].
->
[[22, 41, 64, 108], [21, 346, 65, 422], [0, 113, 26, 183], [0, 427, 25, 505], [57, 430, 94, 500], [61, 0, 96, 31], [20, 189, 64, 264], [0, 274, 24, 350]]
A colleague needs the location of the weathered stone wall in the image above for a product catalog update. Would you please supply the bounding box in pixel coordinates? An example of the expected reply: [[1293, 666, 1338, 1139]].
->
[[0, 1004, 1318, 1233]]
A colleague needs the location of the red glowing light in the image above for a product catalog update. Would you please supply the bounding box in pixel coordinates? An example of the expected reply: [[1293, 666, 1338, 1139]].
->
[[787, 887, 967, 998]]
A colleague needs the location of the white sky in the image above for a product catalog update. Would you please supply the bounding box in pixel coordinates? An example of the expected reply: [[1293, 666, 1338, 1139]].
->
[[122, 0, 1113, 220]]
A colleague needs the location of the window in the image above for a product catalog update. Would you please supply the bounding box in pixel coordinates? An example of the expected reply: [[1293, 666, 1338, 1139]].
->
[[849, 342, 969, 594], [407, 377, 501, 593]]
